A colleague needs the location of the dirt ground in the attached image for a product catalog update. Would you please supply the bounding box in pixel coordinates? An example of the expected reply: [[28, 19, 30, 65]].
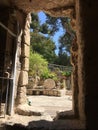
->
[[0, 95, 72, 128], [27, 95, 72, 118]]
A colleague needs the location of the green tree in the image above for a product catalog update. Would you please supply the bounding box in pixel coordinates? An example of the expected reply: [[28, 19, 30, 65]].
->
[[30, 13, 57, 63], [54, 52, 71, 66], [45, 15, 76, 53], [29, 51, 48, 77], [45, 14, 76, 66], [30, 32, 56, 63], [30, 12, 74, 66], [30, 13, 50, 34]]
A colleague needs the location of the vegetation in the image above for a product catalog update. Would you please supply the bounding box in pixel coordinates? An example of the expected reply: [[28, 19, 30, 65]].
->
[[30, 12, 75, 66], [30, 32, 56, 63], [62, 71, 71, 77], [29, 51, 48, 77], [29, 13, 73, 90]]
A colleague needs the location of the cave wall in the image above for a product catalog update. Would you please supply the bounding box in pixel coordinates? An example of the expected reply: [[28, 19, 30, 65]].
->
[[76, 0, 98, 129]]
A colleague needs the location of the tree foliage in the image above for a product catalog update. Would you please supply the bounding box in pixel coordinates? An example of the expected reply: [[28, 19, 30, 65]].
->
[[29, 51, 48, 77], [30, 12, 74, 66], [30, 32, 56, 63], [45, 15, 76, 53]]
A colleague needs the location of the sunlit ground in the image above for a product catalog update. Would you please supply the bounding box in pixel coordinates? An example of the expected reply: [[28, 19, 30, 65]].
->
[[27, 95, 72, 118]]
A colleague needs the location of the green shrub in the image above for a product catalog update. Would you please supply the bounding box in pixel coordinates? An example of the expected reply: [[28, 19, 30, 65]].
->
[[62, 71, 71, 77], [29, 52, 49, 77], [41, 70, 58, 80]]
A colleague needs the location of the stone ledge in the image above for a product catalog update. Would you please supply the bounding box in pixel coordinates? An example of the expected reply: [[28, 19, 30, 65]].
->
[[27, 89, 66, 97], [15, 104, 45, 116]]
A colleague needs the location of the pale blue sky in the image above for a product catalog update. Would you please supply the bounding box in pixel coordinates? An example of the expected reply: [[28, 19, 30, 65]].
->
[[38, 11, 65, 55]]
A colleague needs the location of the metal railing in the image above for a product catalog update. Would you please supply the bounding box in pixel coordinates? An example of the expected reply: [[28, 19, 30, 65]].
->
[[48, 63, 72, 72], [0, 76, 13, 117]]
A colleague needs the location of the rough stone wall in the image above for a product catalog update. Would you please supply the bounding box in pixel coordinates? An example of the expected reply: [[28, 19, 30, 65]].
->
[[14, 0, 75, 14], [16, 13, 31, 105], [76, 0, 98, 129], [75, 1, 86, 122], [70, 35, 79, 117]]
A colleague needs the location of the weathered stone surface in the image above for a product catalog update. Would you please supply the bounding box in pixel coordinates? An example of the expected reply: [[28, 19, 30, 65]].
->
[[43, 78, 56, 89], [16, 86, 27, 104], [17, 95, 27, 105], [19, 71, 28, 86], [24, 31, 30, 46], [22, 44, 30, 58], [17, 30, 23, 44], [17, 46, 21, 58], [18, 86, 27, 93], [15, 70, 20, 86], [22, 57, 29, 71], [15, 104, 45, 116], [22, 14, 31, 47], [46, 8, 74, 18], [14, 0, 75, 14]]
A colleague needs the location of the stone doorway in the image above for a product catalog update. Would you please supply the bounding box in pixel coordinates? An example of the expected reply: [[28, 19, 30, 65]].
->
[[27, 11, 74, 120]]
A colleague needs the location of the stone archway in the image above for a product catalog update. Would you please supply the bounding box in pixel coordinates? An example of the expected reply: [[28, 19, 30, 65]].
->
[[14, 0, 78, 113], [1, 0, 94, 129], [15, 1, 87, 127], [0, 0, 82, 120]]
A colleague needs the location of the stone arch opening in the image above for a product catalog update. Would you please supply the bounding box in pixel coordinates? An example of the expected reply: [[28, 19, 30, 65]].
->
[[14, 8, 80, 124], [0, 0, 89, 129], [27, 11, 75, 119]]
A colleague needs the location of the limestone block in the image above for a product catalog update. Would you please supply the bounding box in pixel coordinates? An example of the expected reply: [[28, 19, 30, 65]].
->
[[16, 86, 27, 104], [22, 44, 30, 58], [15, 70, 20, 86], [17, 46, 21, 57], [23, 14, 31, 46], [17, 95, 27, 104], [19, 71, 28, 86], [24, 30, 30, 46], [17, 30, 23, 43], [22, 57, 29, 71], [18, 86, 27, 94]]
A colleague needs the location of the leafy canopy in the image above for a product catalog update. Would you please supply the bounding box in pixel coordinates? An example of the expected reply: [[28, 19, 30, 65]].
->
[[30, 32, 56, 63], [30, 12, 75, 66], [29, 51, 49, 77]]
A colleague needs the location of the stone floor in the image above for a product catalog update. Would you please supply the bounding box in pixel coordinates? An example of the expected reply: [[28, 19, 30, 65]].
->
[[27, 95, 72, 118], [0, 95, 85, 130]]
